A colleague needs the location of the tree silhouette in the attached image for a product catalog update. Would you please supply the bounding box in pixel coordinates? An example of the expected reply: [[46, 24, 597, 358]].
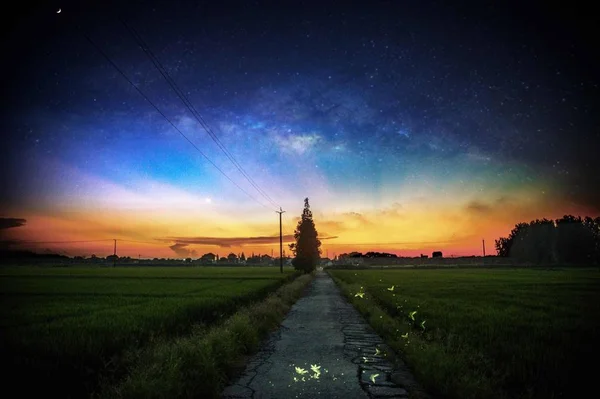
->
[[556, 215, 596, 263], [495, 237, 511, 257], [509, 219, 556, 263], [496, 215, 600, 264], [495, 222, 530, 259], [289, 198, 322, 273]]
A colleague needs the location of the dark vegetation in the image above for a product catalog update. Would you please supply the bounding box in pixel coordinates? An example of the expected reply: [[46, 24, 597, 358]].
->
[[288, 197, 322, 273], [0, 267, 302, 397], [495, 215, 600, 264], [330, 268, 600, 399]]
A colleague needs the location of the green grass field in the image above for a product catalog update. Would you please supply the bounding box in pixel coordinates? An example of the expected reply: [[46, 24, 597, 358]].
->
[[0, 266, 296, 397], [329, 268, 600, 399]]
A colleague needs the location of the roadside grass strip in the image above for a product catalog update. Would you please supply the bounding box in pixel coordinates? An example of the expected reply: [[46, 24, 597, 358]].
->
[[100, 273, 314, 398], [329, 268, 600, 399]]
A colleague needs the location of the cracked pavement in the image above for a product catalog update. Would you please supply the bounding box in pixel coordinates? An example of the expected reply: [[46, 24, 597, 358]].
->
[[222, 271, 427, 399]]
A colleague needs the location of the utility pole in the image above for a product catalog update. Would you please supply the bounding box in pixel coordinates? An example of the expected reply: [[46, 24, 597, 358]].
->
[[113, 239, 117, 267], [482, 239, 486, 257], [276, 207, 286, 273]]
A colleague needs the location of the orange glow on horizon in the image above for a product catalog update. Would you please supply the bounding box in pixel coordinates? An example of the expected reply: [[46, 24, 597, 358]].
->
[[3, 184, 593, 259]]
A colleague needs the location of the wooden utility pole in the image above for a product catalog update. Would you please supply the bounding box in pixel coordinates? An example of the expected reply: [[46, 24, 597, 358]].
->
[[276, 207, 286, 273], [113, 239, 117, 267], [482, 239, 486, 257]]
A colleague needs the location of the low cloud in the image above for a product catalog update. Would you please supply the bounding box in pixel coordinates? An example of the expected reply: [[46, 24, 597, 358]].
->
[[169, 243, 198, 257], [377, 202, 404, 218], [465, 201, 491, 214], [466, 197, 514, 214], [342, 212, 374, 226], [0, 218, 26, 229], [164, 234, 338, 248], [318, 220, 346, 233]]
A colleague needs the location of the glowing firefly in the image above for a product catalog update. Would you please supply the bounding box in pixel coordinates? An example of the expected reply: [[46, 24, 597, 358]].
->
[[387, 285, 395, 291], [355, 292, 365, 298], [401, 332, 409, 339], [370, 373, 380, 383], [420, 320, 426, 330], [375, 347, 381, 356], [295, 367, 308, 375], [409, 311, 417, 321], [310, 364, 321, 378], [57, 9, 61, 13]]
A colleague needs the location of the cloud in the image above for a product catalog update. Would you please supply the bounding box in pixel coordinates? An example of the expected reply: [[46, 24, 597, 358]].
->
[[0, 218, 26, 229], [377, 202, 404, 218], [164, 234, 338, 248], [318, 220, 346, 233], [169, 243, 198, 258], [465, 200, 491, 214], [342, 212, 374, 226], [273, 133, 322, 154], [466, 197, 515, 214]]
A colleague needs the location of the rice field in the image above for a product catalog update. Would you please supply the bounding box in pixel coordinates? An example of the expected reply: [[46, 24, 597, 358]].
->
[[329, 267, 600, 399], [0, 266, 296, 397]]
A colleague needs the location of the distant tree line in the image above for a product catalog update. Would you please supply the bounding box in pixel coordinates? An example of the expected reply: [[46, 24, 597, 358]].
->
[[495, 215, 600, 264]]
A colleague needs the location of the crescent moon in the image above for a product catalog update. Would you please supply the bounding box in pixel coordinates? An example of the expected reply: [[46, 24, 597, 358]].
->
[[57, 9, 61, 14]]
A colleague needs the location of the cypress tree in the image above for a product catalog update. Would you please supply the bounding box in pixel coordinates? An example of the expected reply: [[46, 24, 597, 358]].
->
[[289, 198, 322, 273]]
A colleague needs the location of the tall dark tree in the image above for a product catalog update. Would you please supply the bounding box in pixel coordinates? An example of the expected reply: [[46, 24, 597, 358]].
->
[[495, 222, 530, 258], [495, 237, 511, 257], [289, 198, 322, 273], [509, 219, 556, 263], [555, 215, 596, 263]]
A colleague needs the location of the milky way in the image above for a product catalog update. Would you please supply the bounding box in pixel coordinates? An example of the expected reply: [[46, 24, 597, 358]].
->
[[1, 1, 598, 258]]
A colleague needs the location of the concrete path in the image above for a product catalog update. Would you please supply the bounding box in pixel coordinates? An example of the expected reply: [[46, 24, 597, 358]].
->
[[222, 271, 427, 399]]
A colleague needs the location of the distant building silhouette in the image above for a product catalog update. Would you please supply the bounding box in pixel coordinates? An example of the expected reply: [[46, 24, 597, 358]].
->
[[432, 251, 443, 258]]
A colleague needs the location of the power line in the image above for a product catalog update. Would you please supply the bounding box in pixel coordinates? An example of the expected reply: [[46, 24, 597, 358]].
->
[[78, 27, 274, 211], [119, 18, 280, 210]]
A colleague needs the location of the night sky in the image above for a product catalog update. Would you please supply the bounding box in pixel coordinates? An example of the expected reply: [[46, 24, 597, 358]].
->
[[1, 0, 598, 258]]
